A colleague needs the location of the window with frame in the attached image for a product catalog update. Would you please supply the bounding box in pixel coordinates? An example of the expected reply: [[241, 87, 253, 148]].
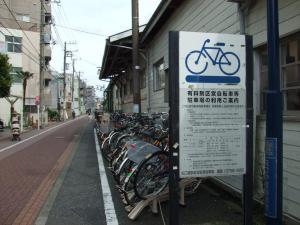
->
[[164, 69, 169, 103], [281, 35, 300, 111], [10, 67, 22, 83], [259, 33, 300, 112], [16, 14, 30, 22], [5, 36, 22, 53], [153, 59, 165, 91]]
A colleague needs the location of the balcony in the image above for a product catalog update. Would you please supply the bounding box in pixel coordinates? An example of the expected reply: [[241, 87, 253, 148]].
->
[[44, 24, 51, 35], [44, 44, 51, 64], [44, 69, 52, 81], [44, 3, 51, 15], [43, 32, 51, 44]]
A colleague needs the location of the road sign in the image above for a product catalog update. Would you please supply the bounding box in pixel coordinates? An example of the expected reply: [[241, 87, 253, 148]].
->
[[169, 31, 253, 225], [265, 138, 278, 218], [35, 96, 40, 105], [178, 32, 247, 178]]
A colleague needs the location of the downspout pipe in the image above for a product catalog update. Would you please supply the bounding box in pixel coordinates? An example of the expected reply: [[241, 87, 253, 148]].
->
[[147, 50, 151, 114], [238, 2, 246, 34], [238, 0, 256, 34]]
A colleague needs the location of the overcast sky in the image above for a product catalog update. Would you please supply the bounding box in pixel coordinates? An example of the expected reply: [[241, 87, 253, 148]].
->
[[50, 0, 161, 97]]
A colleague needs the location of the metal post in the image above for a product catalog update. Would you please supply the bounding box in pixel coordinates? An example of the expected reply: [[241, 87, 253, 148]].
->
[[63, 42, 67, 121], [265, 1, 283, 224], [37, 105, 40, 130], [131, 0, 141, 114], [243, 35, 254, 225], [39, 0, 45, 128], [169, 31, 180, 225]]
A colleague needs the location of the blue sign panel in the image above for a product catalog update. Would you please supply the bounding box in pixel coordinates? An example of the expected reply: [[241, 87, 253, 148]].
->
[[265, 138, 277, 218], [184, 38, 241, 84]]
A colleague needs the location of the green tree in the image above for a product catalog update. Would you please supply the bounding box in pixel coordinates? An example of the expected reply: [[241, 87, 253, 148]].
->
[[0, 53, 12, 98], [16, 71, 34, 111]]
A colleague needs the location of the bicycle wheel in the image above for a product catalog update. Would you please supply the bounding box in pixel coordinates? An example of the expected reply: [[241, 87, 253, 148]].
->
[[101, 137, 111, 161], [115, 157, 134, 185], [133, 151, 169, 200], [121, 165, 141, 207], [185, 50, 208, 74], [109, 132, 122, 150], [219, 52, 240, 75]]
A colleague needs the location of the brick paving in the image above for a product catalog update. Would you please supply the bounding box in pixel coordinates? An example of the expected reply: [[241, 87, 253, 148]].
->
[[0, 118, 87, 225]]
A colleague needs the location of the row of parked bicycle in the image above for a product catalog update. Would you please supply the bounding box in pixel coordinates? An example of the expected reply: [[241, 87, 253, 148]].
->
[[95, 112, 201, 217]]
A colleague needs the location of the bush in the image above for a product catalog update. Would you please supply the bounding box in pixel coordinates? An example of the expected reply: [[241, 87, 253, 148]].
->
[[48, 109, 59, 121]]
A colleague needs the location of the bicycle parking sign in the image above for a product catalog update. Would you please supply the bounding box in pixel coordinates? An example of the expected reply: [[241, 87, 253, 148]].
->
[[178, 32, 247, 178]]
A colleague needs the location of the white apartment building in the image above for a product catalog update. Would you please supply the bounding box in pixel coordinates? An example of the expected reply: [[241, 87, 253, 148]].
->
[[0, 0, 52, 128]]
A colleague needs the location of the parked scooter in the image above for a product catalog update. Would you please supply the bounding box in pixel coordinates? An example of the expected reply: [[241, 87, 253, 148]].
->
[[11, 115, 21, 141], [0, 118, 4, 132]]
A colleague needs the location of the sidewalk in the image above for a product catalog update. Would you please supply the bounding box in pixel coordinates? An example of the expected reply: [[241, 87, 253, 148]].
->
[[40, 122, 104, 225], [0, 121, 58, 141]]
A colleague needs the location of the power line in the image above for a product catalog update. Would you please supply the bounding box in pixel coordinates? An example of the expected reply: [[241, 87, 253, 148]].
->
[[1, 0, 40, 56], [55, 24, 107, 37], [80, 58, 99, 67], [60, 5, 77, 40], [53, 5, 73, 41], [52, 25, 64, 50]]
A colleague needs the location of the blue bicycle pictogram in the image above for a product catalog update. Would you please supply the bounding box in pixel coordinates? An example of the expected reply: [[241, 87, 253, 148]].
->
[[185, 39, 241, 83]]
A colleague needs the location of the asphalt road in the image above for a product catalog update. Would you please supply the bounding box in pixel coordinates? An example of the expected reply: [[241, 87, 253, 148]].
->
[[0, 117, 88, 225], [0, 117, 271, 225]]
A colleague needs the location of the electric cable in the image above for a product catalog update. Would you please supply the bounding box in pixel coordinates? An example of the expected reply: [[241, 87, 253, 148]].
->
[[52, 25, 64, 50], [54, 5, 73, 40], [55, 24, 107, 37], [60, 5, 77, 40]]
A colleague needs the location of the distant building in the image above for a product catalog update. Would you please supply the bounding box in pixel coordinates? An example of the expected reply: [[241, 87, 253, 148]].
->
[[85, 86, 96, 113]]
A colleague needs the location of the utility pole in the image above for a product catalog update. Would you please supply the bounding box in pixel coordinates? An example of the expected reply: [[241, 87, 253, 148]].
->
[[78, 71, 81, 115], [131, 0, 141, 114], [39, 0, 45, 129], [63, 42, 67, 121], [72, 59, 75, 103]]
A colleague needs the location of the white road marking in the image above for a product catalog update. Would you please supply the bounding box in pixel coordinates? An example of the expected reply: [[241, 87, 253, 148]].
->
[[0, 117, 84, 153], [94, 129, 119, 225]]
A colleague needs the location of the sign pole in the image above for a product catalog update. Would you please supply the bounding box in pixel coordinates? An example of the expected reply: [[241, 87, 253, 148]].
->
[[265, 0, 283, 224], [37, 105, 40, 131], [243, 35, 254, 225], [169, 31, 180, 225]]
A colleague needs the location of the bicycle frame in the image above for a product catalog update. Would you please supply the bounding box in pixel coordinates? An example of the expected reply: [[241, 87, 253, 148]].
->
[[197, 39, 230, 65]]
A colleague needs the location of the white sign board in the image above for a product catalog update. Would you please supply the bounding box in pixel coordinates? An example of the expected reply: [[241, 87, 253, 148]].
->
[[179, 32, 246, 178]]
